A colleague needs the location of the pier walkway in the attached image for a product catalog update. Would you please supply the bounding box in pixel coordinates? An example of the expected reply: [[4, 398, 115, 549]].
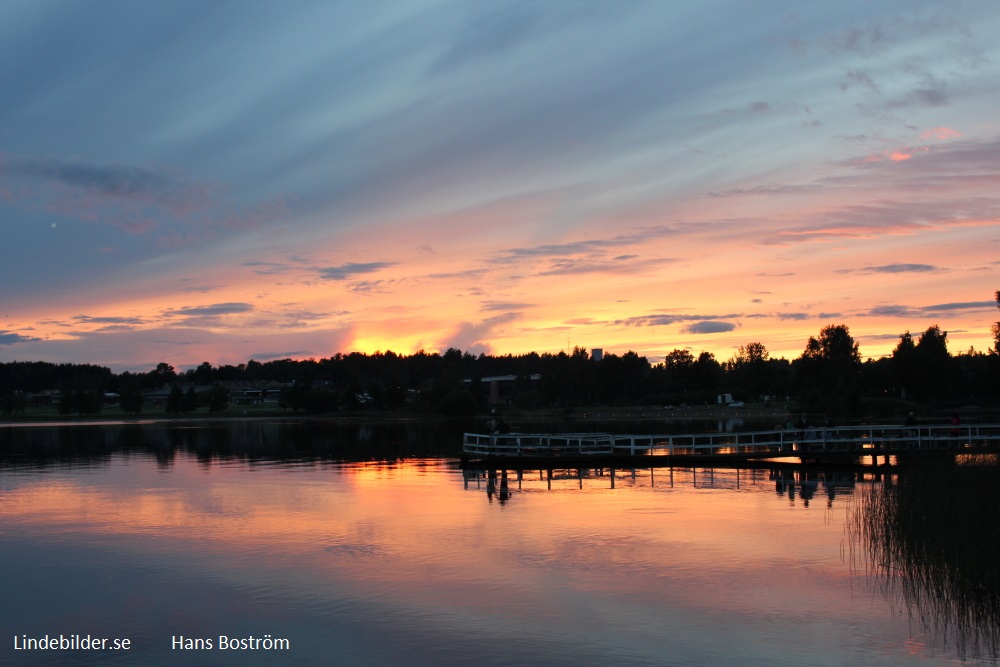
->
[[462, 422, 1000, 466]]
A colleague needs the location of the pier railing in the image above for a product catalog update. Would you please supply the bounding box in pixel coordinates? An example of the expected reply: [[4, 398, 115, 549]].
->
[[463, 432, 616, 457], [463, 423, 1000, 459]]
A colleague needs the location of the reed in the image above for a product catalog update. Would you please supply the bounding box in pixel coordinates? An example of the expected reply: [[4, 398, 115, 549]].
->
[[847, 456, 1000, 662]]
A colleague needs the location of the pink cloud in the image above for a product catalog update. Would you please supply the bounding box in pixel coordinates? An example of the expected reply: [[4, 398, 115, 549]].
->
[[920, 126, 962, 141]]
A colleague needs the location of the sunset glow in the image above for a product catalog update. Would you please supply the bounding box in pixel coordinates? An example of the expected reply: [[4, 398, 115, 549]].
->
[[2, 2, 998, 370]]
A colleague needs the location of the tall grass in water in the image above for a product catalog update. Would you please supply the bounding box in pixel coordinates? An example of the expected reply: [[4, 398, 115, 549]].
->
[[847, 455, 1000, 662]]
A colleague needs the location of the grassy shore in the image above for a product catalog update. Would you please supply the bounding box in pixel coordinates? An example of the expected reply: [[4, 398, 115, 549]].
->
[[848, 458, 1000, 662]]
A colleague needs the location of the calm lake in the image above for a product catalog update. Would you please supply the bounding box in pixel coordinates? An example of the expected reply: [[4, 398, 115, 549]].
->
[[1, 419, 996, 666]]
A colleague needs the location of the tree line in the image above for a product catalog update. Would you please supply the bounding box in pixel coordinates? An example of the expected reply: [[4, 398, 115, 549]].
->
[[3, 292, 1000, 418]]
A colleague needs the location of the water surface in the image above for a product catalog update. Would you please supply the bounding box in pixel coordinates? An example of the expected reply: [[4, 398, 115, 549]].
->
[[0, 421, 992, 665]]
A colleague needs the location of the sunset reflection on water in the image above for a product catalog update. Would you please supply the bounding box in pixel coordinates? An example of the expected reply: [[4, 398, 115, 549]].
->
[[0, 448, 975, 666]]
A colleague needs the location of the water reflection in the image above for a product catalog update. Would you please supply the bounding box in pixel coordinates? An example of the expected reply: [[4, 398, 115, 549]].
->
[[0, 419, 468, 471], [848, 456, 1000, 663], [465, 464, 865, 509], [2, 422, 997, 665]]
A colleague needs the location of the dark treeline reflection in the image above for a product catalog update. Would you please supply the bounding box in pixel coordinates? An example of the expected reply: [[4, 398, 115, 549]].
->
[[849, 456, 1000, 662], [0, 416, 772, 472], [0, 420, 476, 470]]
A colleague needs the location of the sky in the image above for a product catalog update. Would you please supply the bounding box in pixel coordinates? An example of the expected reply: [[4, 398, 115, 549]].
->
[[2, 0, 999, 372]]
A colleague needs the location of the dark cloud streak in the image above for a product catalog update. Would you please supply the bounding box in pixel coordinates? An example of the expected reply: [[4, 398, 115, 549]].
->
[[682, 321, 737, 334], [316, 262, 397, 281], [163, 303, 255, 317], [0, 331, 40, 345], [4, 154, 210, 212]]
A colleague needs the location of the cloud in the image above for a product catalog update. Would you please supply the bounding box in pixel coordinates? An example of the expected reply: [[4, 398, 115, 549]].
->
[[758, 191, 1000, 246], [247, 350, 313, 361], [178, 285, 222, 293], [481, 301, 534, 312], [489, 231, 683, 279], [615, 313, 742, 327], [0, 326, 354, 372], [536, 256, 676, 276], [1, 331, 40, 345], [745, 311, 836, 321], [865, 332, 912, 342], [426, 268, 489, 281], [848, 263, 941, 274], [863, 305, 919, 317], [859, 300, 994, 318], [73, 315, 147, 325], [2, 154, 210, 213], [682, 321, 738, 334], [92, 324, 141, 333], [705, 184, 824, 198], [316, 262, 397, 280], [886, 85, 949, 109], [497, 239, 622, 261], [494, 227, 686, 264], [0, 152, 291, 247], [924, 301, 996, 312], [245, 260, 292, 275], [824, 22, 894, 58], [245, 308, 337, 330], [347, 279, 403, 294], [442, 312, 522, 354], [840, 68, 881, 94], [921, 127, 962, 141], [163, 303, 255, 318]]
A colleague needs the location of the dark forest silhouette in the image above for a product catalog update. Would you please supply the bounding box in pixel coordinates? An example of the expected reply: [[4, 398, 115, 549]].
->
[[3, 308, 1000, 418]]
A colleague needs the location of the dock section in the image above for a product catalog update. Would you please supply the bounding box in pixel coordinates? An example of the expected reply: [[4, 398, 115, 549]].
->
[[461, 423, 1000, 468]]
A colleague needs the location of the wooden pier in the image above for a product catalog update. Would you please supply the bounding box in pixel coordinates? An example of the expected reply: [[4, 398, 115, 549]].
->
[[461, 422, 1000, 469]]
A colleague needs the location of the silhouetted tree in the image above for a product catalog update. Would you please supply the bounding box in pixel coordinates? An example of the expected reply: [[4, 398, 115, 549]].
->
[[206, 385, 229, 413], [282, 380, 311, 413], [183, 386, 199, 413], [192, 361, 214, 386], [57, 385, 72, 416], [302, 387, 338, 414], [119, 379, 145, 415], [691, 351, 724, 397], [954, 348, 1000, 403], [1, 389, 27, 416], [165, 385, 184, 415], [150, 363, 177, 389], [435, 388, 478, 417], [725, 342, 771, 400], [914, 325, 954, 403], [659, 349, 695, 397], [794, 324, 862, 412]]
